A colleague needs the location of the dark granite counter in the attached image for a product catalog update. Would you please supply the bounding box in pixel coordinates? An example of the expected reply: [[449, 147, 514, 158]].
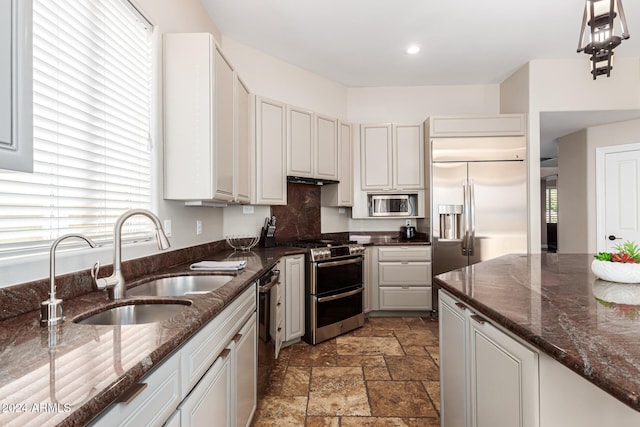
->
[[0, 245, 305, 426], [433, 253, 640, 412]]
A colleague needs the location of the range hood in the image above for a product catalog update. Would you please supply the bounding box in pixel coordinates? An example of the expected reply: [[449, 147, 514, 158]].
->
[[287, 176, 339, 186]]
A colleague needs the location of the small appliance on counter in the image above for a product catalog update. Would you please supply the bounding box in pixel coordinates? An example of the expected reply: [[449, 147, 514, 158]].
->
[[260, 216, 276, 248], [400, 225, 416, 240]]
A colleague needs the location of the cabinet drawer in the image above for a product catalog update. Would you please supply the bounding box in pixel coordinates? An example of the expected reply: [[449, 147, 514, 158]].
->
[[91, 351, 181, 427], [180, 284, 256, 395], [379, 262, 431, 286], [379, 286, 432, 310], [378, 246, 430, 262]]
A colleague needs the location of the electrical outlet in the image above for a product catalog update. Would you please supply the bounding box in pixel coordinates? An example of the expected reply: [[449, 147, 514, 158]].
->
[[242, 205, 254, 214], [338, 207, 346, 214], [196, 220, 202, 235], [405, 219, 412, 227], [163, 219, 172, 237]]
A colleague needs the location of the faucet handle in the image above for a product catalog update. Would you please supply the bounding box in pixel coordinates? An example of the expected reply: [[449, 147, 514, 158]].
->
[[91, 261, 100, 279]]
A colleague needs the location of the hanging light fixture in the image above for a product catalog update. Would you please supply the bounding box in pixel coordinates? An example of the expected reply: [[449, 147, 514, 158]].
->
[[577, 0, 630, 79]]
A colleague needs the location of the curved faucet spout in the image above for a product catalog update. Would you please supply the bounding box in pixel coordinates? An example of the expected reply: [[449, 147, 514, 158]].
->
[[96, 209, 171, 300], [41, 234, 97, 327]]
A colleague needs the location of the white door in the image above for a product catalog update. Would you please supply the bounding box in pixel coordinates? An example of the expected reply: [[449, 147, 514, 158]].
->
[[596, 144, 640, 252]]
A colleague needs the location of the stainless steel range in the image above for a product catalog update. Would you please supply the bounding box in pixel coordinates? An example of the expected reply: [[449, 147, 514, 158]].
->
[[295, 240, 365, 345]]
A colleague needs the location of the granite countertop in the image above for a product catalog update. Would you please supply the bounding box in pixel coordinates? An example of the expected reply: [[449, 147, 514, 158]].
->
[[433, 253, 640, 412], [349, 232, 430, 246], [0, 246, 305, 426]]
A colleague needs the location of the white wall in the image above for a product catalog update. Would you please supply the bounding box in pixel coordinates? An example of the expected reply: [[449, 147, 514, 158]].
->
[[500, 58, 640, 254], [557, 129, 588, 253], [1, 0, 231, 287]]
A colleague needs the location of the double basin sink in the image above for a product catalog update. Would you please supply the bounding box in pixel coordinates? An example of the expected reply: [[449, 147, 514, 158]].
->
[[75, 275, 234, 326]]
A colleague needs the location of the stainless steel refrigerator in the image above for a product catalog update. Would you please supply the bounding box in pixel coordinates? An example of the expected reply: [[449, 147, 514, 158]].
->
[[430, 136, 528, 309]]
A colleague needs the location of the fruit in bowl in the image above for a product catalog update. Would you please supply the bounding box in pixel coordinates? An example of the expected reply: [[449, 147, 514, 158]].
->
[[592, 241, 640, 283]]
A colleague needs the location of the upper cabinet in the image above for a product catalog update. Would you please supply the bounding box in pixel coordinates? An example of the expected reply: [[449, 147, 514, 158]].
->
[[361, 123, 424, 191], [426, 114, 526, 138], [234, 76, 251, 204], [163, 33, 249, 204], [286, 107, 338, 181], [0, 0, 32, 172], [321, 121, 353, 207], [253, 96, 287, 205]]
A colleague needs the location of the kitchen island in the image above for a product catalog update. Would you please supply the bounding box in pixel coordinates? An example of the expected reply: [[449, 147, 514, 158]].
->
[[434, 253, 640, 426]]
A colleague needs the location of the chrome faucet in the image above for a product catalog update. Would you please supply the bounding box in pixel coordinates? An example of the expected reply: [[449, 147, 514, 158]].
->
[[41, 234, 97, 326], [94, 209, 170, 300]]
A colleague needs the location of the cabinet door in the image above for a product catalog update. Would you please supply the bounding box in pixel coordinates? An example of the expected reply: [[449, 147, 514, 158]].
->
[[179, 352, 231, 427], [393, 124, 424, 190], [0, 0, 32, 172], [315, 113, 338, 180], [234, 75, 251, 203], [360, 124, 392, 190], [469, 313, 539, 427], [338, 121, 353, 205], [379, 286, 431, 310], [254, 96, 286, 205], [287, 106, 314, 178], [439, 291, 469, 427], [234, 313, 257, 427], [284, 255, 305, 342], [213, 46, 235, 202]]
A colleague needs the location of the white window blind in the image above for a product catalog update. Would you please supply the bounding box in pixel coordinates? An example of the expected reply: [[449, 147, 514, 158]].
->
[[0, 0, 153, 254], [545, 187, 558, 224]]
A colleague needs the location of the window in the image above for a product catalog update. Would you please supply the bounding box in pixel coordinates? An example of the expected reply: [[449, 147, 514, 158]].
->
[[545, 187, 558, 224], [0, 0, 153, 254]]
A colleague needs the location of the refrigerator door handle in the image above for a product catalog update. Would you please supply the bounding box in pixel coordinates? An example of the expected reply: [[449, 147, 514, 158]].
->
[[461, 181, 469, 255], [468, 180, 475, 256]]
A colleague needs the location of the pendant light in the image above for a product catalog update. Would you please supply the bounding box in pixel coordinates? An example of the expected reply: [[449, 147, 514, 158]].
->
[[577, 0, 630, 79]]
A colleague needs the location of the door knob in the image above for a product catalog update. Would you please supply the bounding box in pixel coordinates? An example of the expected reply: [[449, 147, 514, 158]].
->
[[608, 235, 623, 241]]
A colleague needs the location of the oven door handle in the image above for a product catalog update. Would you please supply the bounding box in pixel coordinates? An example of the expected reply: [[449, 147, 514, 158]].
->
[[317, 287, 363, 303], [316, 257, 362, 269]]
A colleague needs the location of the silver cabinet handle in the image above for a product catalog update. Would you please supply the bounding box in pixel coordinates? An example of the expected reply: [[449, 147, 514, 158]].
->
[[469, 180, 475, 256]]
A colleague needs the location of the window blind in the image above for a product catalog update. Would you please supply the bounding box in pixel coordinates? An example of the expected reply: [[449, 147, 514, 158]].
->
[[0, 0, 153, 254]]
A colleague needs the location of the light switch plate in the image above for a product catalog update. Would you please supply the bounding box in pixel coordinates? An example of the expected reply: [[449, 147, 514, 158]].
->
[[163, 219, 172, 237], [243, 206, 254, 214]]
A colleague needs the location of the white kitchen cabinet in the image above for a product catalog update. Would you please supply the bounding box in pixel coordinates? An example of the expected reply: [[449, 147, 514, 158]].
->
[[253, 96, 287, 205], [0, 0, 32, 172], [91, 284, 257, 427], [393, 124, 424, 189], [426, 114, 526, 138], [284, 254, 305, 343], [321, 120, 353, 207], [314, 113, 339, 181], [287, 107, 338, 181], [377, 246, 431, 311], [360, 123, 423, 191], [270, 260, 284, 357], [179, 350, 231, 427], [164, 33, 244, 204], [287, 106, 314, 178], [90, 351, 182, 427], [439, 290, 539, 427], [234, 75, 251, 204], [360, 124, 392, 190], [232, 314, 257, 427]]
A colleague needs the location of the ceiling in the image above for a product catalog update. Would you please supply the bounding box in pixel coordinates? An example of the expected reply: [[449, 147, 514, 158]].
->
[[200, 0, 640, 157]]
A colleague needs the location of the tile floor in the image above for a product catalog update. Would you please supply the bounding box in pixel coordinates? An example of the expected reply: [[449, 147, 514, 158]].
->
[[251, 316, 441, 426]]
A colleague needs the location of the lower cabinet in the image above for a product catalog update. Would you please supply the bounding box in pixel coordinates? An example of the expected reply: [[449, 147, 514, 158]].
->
[[90, 284, 257, 427], [377, 246, 432, 311], [439, 290, 539, 427], [284, 254, 305, 343]]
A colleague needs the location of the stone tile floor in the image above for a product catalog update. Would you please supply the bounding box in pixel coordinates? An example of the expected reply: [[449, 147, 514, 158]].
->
[[251, 316, 441, 426]]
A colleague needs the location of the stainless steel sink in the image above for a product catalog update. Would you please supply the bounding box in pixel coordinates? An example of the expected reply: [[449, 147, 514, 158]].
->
[[75, 301, 191, 325], [127, 275, 234, 297]]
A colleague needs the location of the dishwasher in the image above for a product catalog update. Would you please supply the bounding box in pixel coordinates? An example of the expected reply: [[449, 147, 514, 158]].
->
[[257, 264, 279, 398]]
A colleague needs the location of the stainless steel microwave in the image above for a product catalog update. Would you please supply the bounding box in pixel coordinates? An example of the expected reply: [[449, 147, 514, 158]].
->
[[368, 194, 417, 217]]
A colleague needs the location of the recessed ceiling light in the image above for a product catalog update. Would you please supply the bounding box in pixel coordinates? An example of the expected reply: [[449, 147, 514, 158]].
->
[[405, 45, 420, 55]]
